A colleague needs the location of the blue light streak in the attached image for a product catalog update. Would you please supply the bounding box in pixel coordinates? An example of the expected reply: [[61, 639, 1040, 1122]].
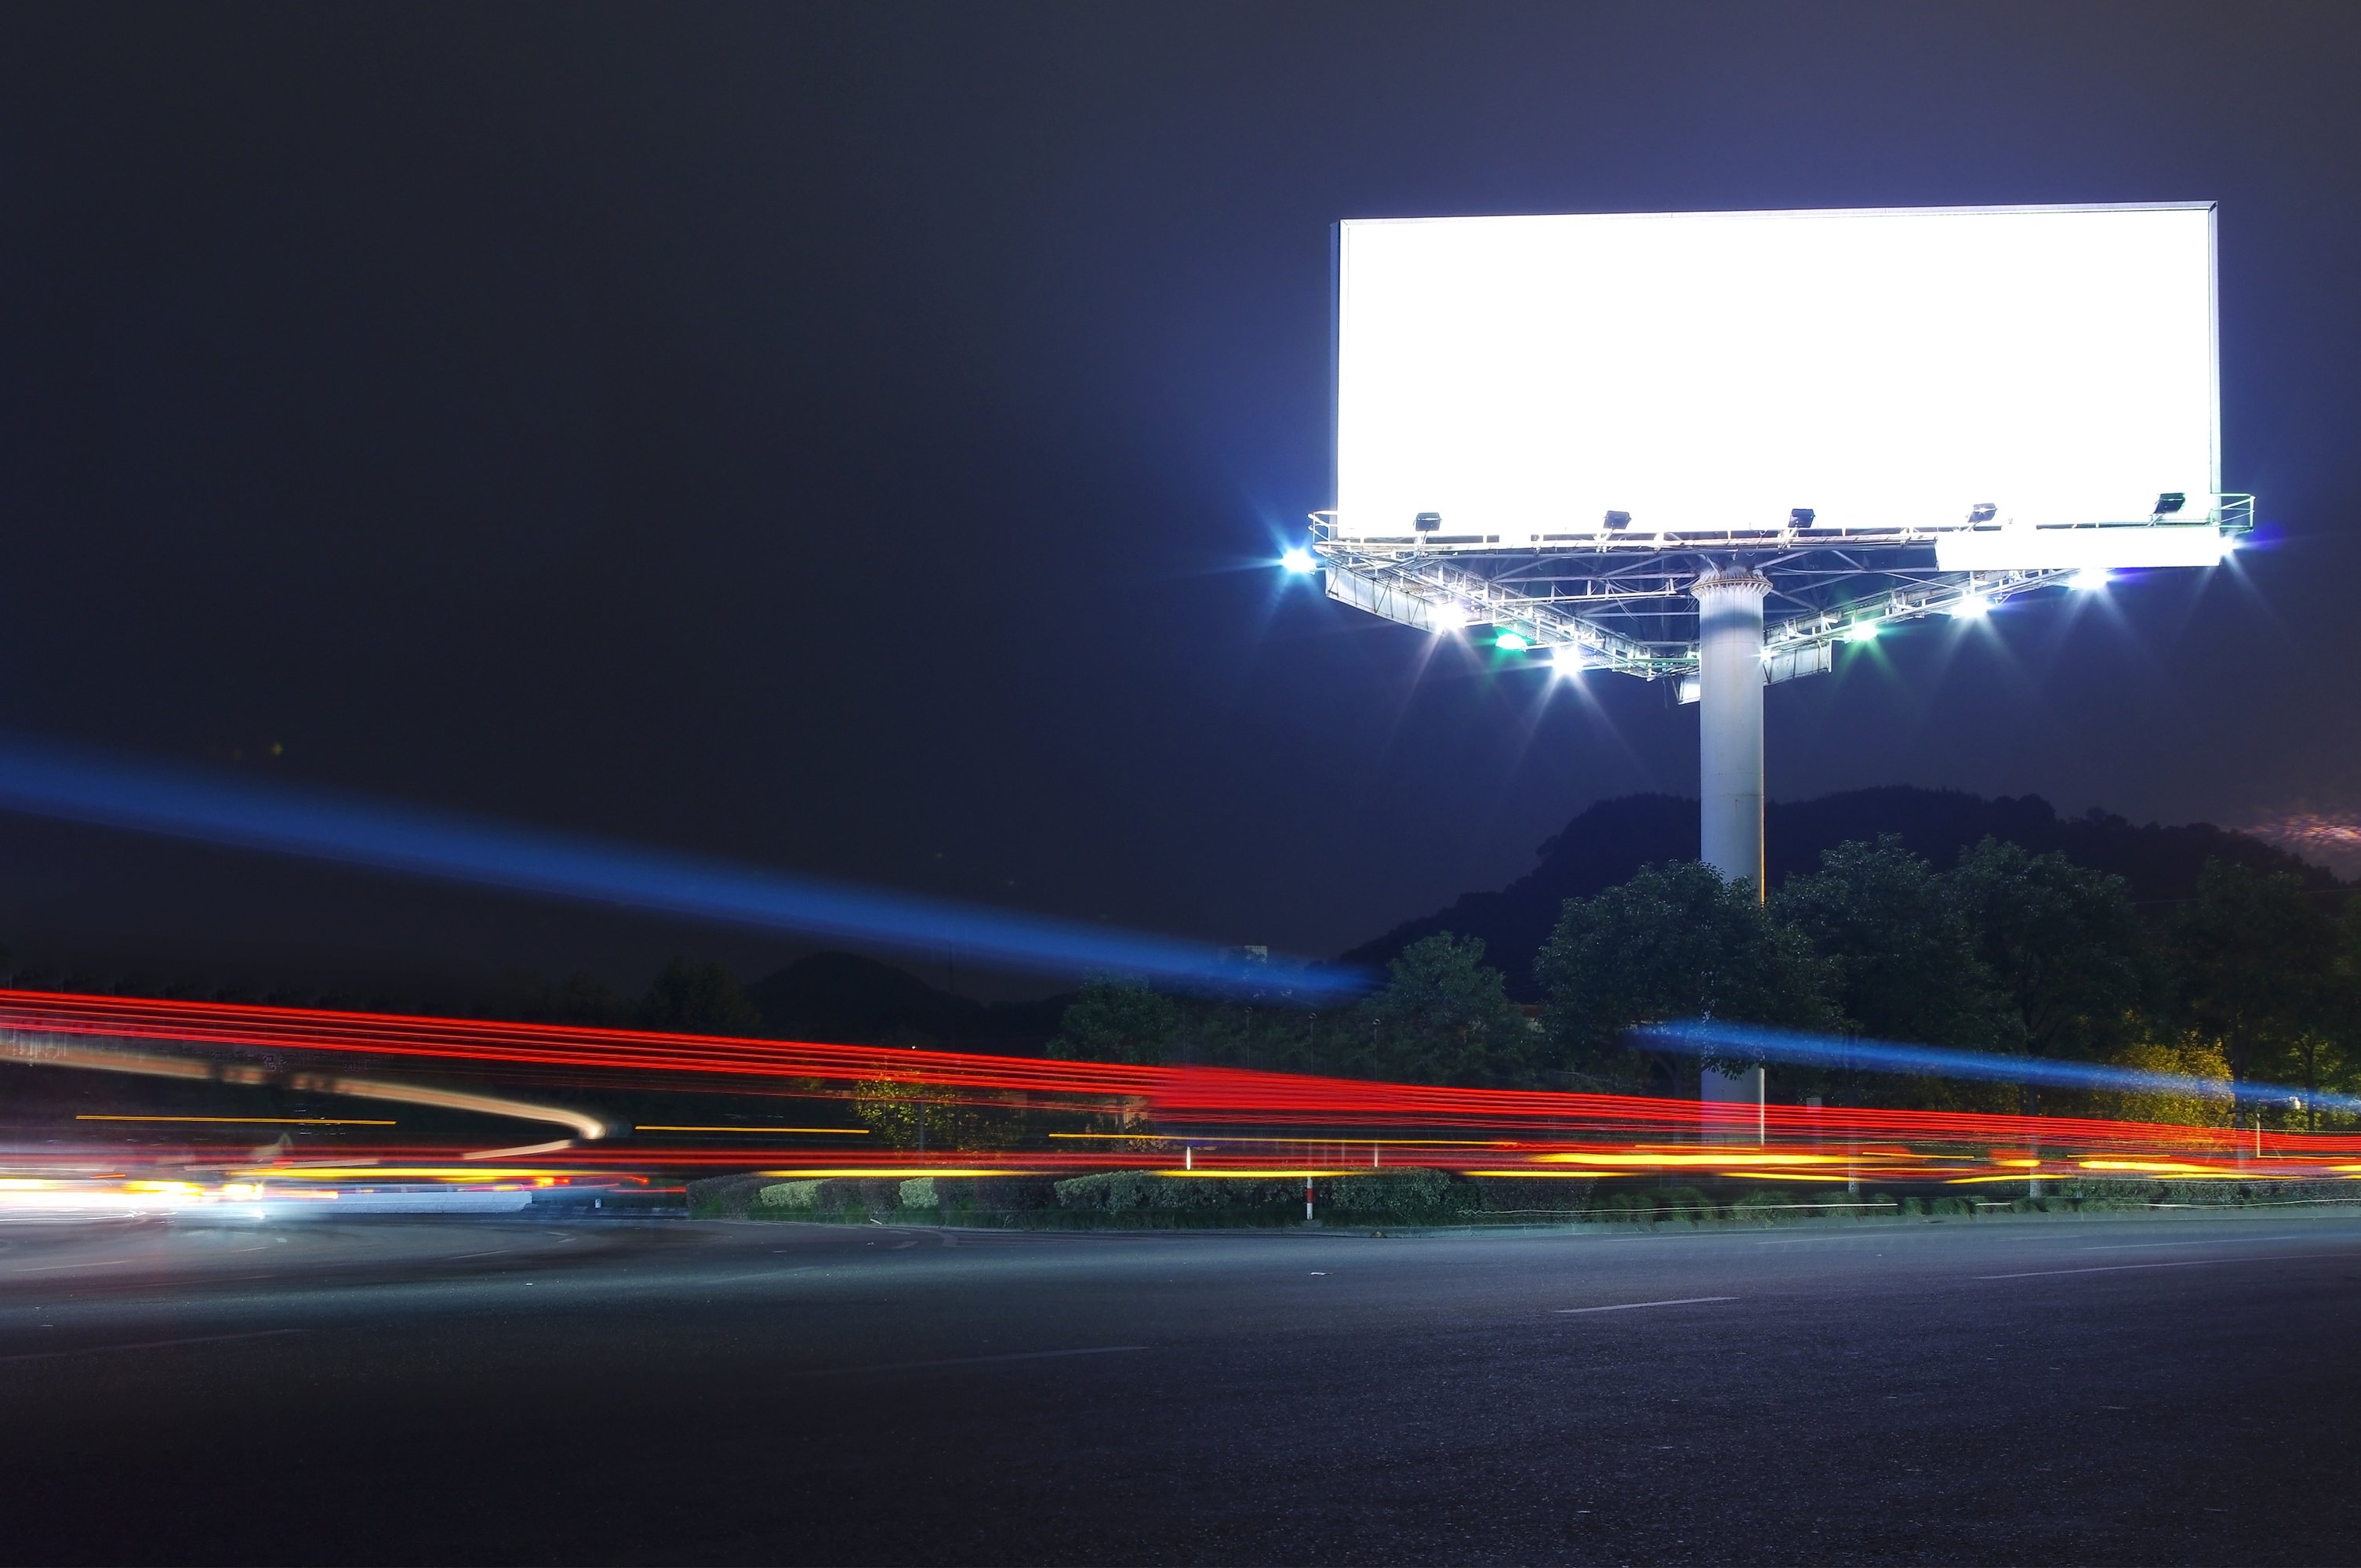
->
[[1635, 1019, 2356, 1113], [0, 735, 1366, 999]]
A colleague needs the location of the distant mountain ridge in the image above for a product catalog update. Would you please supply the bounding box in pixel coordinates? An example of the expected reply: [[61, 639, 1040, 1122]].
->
[[1342, 786, 2345, 994], [744, 950, 1069, 1051]]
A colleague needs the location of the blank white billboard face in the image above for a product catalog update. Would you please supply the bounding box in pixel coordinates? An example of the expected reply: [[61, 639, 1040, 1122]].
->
[[1332, 205, 2218, 539]]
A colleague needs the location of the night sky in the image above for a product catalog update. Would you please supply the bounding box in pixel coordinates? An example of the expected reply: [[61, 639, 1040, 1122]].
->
[[1, 2, 2356, 993]]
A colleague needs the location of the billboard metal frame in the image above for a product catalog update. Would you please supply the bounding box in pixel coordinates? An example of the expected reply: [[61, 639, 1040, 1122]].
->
[[1308, 495, 2251, 691]]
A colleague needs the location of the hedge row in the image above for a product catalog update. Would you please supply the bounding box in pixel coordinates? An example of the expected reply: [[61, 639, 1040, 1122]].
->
[[686, 1169, 1586, 1221], [683, 1169, 2355, 1225]]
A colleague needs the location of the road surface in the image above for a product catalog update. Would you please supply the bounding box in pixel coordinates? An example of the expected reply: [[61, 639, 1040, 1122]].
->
[[2, 1208, 2356, 1563]]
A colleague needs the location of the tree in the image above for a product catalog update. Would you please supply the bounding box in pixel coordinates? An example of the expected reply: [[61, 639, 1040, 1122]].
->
[[484, 969, 632, 1026], [2321, 898, 2361, 1129], [852, 1073, 1022, 1152], [1944, 838, 2151, 1075], [1351, 932, 1531, 1086], [1046, 978, 1180, 1065], [2170, 859, 2340, 1123], [638, 958, 762, 1034], [1774, 837, 2005, 1049], [2083, 1033, 2235, 1127], [1168, 997, 1329, 1076], [1535, 861, 1838, 1076]]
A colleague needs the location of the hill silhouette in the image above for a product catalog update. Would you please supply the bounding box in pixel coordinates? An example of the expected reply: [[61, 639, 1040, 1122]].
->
[[1342, 786, 2345, 994], [745, 950, 1069, 1051]]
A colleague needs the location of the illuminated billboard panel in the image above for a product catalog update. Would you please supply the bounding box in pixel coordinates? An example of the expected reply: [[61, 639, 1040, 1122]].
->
[[1333, 205, 2218, 542]]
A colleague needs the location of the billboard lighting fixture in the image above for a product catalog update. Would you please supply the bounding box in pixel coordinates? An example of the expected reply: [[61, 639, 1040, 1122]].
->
[[1950, 593, 1992, 619], [1550, 645, 1586, 675], [1414, 511, 1443, 532], [1429, 601, 1469, 633], [1789, 508, 1817, 531], [1602, 510, 1632, 530], [1844, 620, 1880, 644], [2070, 568, 2111, 592], [1967, 502, 1998, 524], [1280, 547, 1317, 574], [2153, 492, 2186, 516], [1495, 630, 1532, 652]]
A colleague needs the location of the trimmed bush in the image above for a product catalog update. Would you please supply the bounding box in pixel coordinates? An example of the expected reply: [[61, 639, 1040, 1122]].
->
[[898, 1176, 939, 1209], [757, 1179, 826, 1209], [1731, 1190, 1805, 1221], [1320, 1168, 1467, 1219], [741, 1176, 904, 1218], [941, 1175, 1059, 1213], [1054, 1172, 1302, 1213], [1465, 1175, 1598, 1214], [686, 1173, 778, 1218]]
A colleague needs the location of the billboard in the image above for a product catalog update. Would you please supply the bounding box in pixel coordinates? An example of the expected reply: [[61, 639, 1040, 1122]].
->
[[1332, 204, 2218, 542]]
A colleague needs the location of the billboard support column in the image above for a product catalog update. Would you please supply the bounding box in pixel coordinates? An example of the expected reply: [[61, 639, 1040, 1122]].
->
[[1693, 567, 1771, 897], [1694, 566, 1772, 1125]]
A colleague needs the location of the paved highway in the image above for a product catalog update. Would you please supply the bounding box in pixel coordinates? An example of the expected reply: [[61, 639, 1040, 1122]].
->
[[2, 1209, 2356, 1564]]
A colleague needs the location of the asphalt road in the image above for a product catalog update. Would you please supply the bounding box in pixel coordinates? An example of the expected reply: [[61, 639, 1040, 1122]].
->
[[2, 1207, 2357, 1565]]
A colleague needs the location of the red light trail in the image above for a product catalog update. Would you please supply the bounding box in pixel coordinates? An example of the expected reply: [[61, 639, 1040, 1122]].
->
[[2, 986, 2356, 1189]]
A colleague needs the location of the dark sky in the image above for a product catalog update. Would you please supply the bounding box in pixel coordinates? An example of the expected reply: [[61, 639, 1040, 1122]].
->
[[0, 2, 2356, 994]]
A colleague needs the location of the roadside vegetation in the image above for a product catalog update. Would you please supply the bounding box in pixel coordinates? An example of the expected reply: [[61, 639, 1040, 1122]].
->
[[687, 1167, 2356, 1229], [1047, 839, 2361, 1132]]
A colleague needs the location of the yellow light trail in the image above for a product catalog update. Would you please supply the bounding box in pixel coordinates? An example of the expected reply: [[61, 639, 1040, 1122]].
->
[[1148, 1169, 1350, 1179], [1942, 1172, 2056, 1184], [2076, 1159, 2231, 1175], [635, 1125, 869, 1134], [1535, 1150, 1858, 1167], [1048, 1133, 1517, 1147], [231, 1166, 568, 1181], [76, 1114, 398, 1126], [1458, 1169, 1617, 1178], [754, 1167, 1022, 1178]]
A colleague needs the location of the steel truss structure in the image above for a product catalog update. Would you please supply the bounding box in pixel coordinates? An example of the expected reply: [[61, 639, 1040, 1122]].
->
[[1311, 494, 2253, 701]]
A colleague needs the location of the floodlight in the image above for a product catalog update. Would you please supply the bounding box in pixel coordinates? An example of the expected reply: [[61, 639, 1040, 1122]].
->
[[1429, 601, 1469, 633], [1789, 508, 1817, 532], [1550, 645, 1586, 674], [1414, 511, 1443, 532], [1844, 620, 1880, 644], [2070, 568, 2110, 592], [1950, 594, 1992, 619], [1967, 503, 1998, 524], [1603, 510, 1632, 530], [1495, 630, 1531, 652], [1280, 547, 1317, 574], [2154, 492, 2186, 516]]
